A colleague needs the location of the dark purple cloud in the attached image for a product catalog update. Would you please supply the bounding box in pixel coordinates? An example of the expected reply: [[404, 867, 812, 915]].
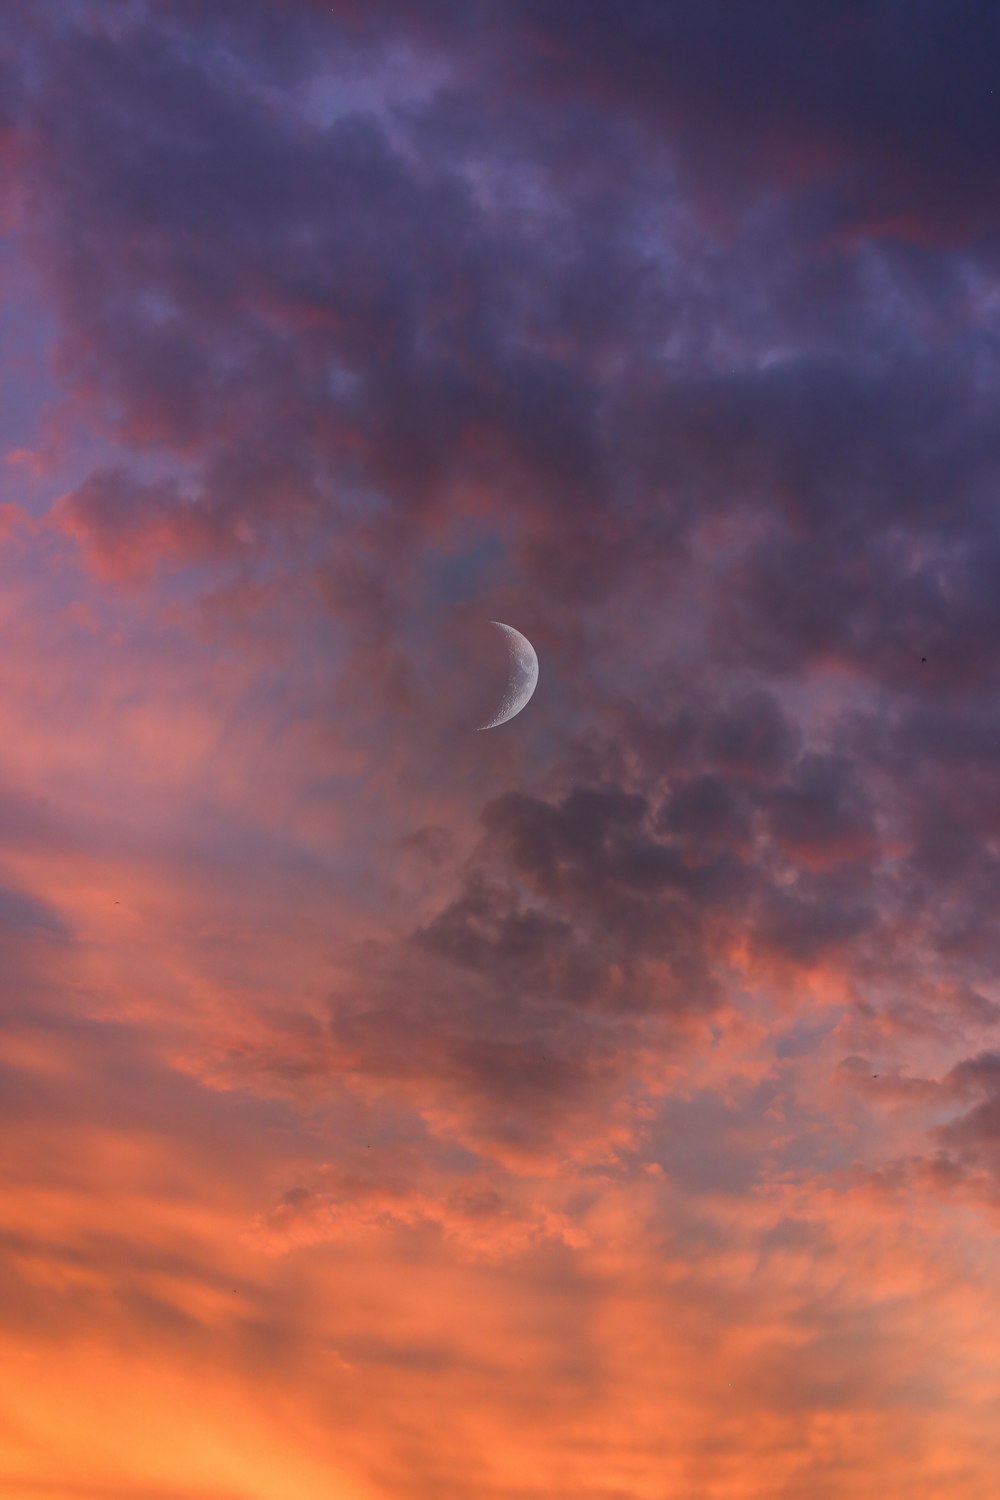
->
[[2, 0, 1000, 1294], [0, 0, 994, 724]]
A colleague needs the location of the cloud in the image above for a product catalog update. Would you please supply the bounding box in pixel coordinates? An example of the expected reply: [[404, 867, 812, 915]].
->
[[5, 3, 1000, 1497]]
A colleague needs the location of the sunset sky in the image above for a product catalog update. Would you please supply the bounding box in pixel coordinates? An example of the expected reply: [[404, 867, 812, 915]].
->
[[5, 3, 1000, 1497]]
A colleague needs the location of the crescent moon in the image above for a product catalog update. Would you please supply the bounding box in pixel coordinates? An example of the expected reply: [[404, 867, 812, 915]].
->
[[477, 622, 539, 730]]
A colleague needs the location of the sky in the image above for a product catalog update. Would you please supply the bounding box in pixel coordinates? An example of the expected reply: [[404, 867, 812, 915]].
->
[[3, 2, 1000, 1496]]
